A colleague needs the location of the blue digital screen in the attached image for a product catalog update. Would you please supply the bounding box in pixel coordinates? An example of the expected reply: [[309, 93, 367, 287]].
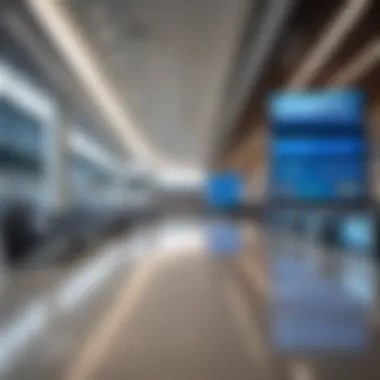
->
[[272, 139, 365, 156], [272, 160, 366, 182], [269, 90, 367, 202], [206, 172, 242, 208], [269, 90, 364, 132]]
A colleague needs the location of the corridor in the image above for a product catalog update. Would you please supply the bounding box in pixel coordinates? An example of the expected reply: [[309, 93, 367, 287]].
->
[[0, 218, 379, 380]]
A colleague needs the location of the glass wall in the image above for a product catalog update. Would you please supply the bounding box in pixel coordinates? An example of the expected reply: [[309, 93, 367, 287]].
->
[[0, 98, 43, 203], [70, 154, 114, 207]]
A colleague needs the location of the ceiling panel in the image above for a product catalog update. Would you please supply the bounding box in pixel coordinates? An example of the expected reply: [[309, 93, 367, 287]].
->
[[64, 0, 251, 166]]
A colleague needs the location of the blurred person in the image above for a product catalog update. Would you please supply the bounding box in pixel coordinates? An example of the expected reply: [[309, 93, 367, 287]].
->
[[1, 198, 38, 266]]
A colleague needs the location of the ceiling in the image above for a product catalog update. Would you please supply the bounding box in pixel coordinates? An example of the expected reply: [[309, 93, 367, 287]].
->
[[23, 0, 377, 176], [28, 0, 254, 169]]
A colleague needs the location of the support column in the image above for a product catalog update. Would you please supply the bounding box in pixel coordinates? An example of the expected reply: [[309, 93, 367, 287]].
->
[[42, 104, 72, 213], [111, 173, 127, 207]]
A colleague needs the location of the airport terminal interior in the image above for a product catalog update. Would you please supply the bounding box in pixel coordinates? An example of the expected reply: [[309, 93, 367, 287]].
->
[[0, 0, 380, 379]]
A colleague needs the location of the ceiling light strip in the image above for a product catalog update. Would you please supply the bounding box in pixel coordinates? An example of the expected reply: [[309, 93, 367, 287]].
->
[[0, 60, 54, 121], [329, 40, 380, 85], [289, 0, 371, 88], [26, 0, 169, 167]]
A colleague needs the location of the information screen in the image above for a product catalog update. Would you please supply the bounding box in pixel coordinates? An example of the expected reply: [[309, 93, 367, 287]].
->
[[268, 90, 367, 202], [206, 172, 243, 209], [270, 90, 364, 134]]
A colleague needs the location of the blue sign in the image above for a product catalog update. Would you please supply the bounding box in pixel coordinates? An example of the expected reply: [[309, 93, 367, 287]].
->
[[272, 139, 365, 156], [206, 172, 243, 208], [269, 90, 364, 131], [268, 89, 367, 202]]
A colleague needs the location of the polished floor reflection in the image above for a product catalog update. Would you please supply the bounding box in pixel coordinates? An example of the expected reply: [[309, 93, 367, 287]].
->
[[0, 218, 379, 380]]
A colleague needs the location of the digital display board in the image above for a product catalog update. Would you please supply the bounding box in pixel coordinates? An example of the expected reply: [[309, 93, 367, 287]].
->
[[268, 90, 367, 203], [206, 172, 243, 209], [270, 90, 364, 133]]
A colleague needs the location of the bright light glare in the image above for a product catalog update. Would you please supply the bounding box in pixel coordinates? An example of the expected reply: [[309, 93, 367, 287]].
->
[[156, 221, 206, 255], [56, 254, 118, 311], [0, 60, 55, 121], [157, 168, 205, 188]]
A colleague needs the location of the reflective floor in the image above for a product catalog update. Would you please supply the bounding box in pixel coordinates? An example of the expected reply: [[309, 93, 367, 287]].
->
[[0, 217, 380, 380]]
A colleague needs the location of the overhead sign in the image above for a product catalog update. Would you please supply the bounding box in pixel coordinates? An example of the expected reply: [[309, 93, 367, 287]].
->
[[269, 90, 364, 130], [268, 89, 367, 203], [206, 172, 243, 209]]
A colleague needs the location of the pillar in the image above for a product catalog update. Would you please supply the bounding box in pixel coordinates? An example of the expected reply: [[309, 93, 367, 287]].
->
[[42, 104, 72, 213]]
